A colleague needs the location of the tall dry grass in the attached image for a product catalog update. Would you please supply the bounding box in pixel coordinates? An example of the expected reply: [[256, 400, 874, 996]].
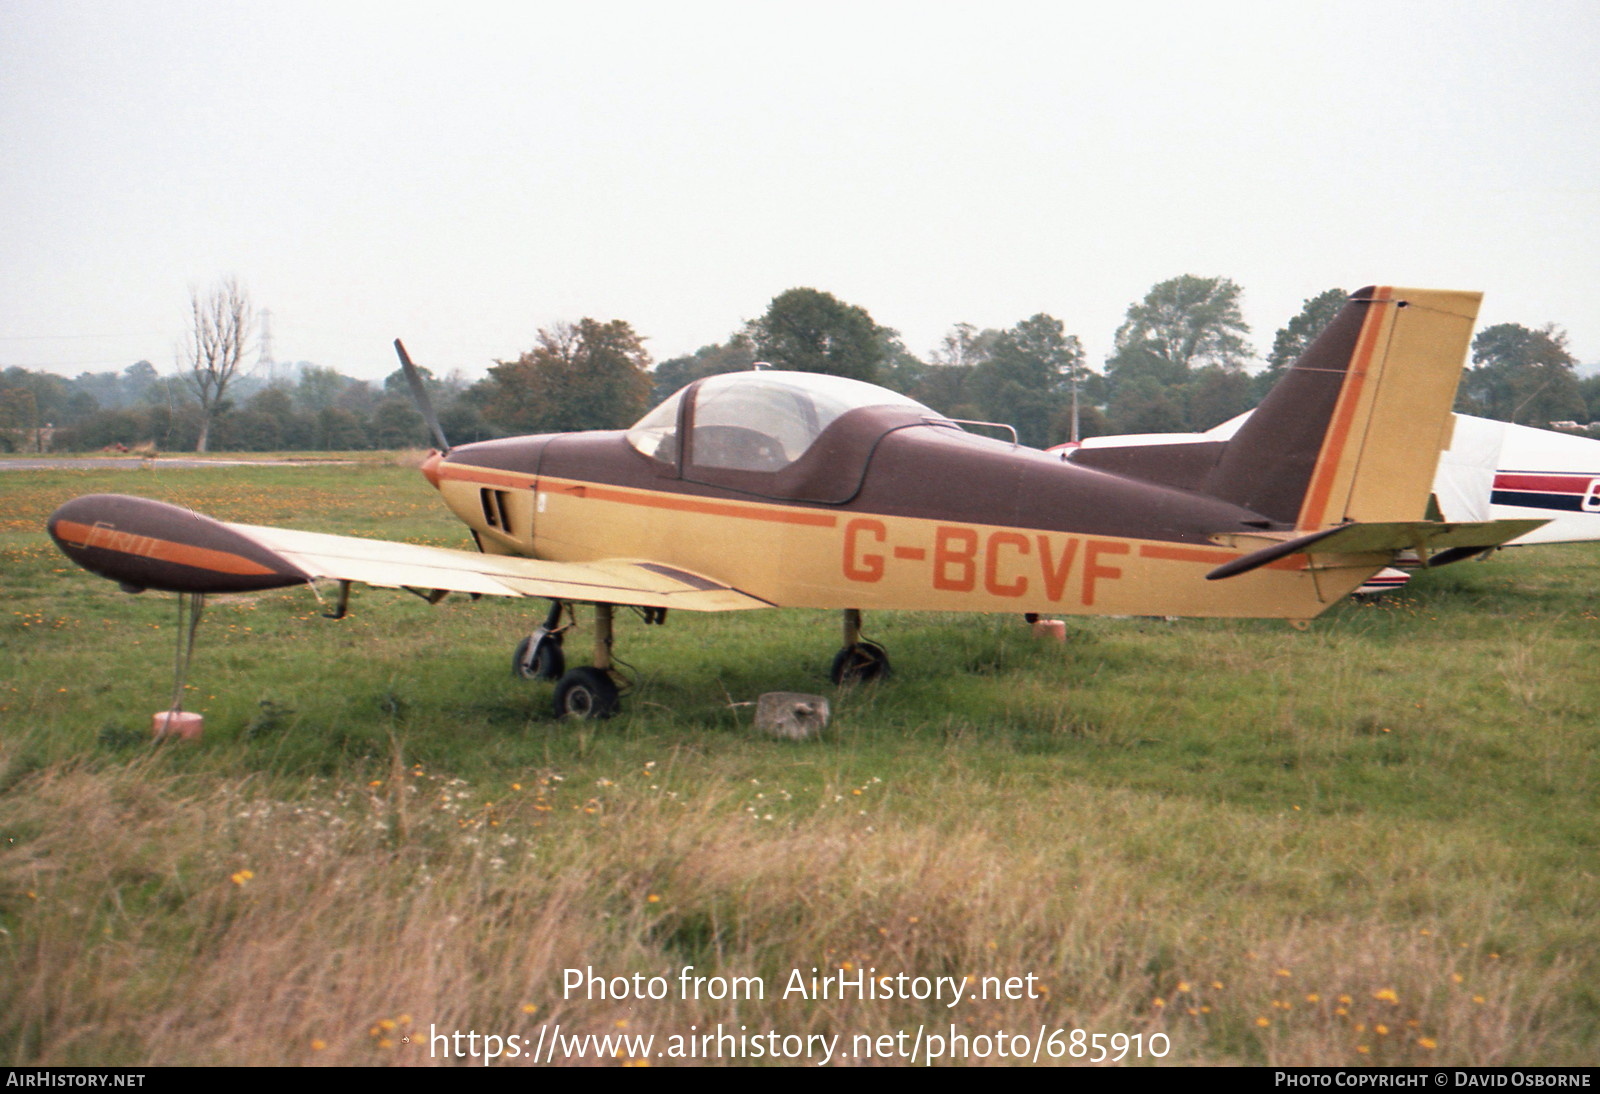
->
[[0, 744, 1567, 1066]]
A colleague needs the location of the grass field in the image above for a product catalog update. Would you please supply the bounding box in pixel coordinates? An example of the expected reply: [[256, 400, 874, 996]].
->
[[2, 458, 1597, 1066]]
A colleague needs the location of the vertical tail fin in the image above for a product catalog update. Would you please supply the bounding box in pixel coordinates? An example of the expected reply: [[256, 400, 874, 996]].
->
[[1204, 286, 1481, 530]]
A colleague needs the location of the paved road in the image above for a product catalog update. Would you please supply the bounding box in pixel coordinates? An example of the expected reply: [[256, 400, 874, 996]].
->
[[0, 457, 356, 471]]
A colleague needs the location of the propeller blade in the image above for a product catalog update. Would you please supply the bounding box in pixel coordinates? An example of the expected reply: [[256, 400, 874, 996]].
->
[[393, 338, 451, 453]]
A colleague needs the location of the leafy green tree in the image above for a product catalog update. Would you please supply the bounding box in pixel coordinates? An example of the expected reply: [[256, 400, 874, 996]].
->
[[61, 408, 142, 450], [932, 323, 997, 370], [383, 363, 455, 401], [908, 323, 999, 419], [295, 365, 355, 414], [123, 360, 161, 404], [746, 288, 885, 382], [314, 406, 367, 450], [651, 336, 757, 402], [1109, 275, 1252, 375], [973, 313, 1084, 447], [71, 371, 123, 411], [479, 318, 653, 434], [1103, 275, 1253, 432], [1257, 288, 1347, 397], [1, 367, 71, 426], [1105, 374, 1187, 434], [1187, 365, 1254, 430], [224, 387, 310, 450], [0, 387, 38, 431], [370, 400, 428, 448], [872, 329, 928, 399], [1580, 376, 1600, 426], [1456, 322, 1584, 425]]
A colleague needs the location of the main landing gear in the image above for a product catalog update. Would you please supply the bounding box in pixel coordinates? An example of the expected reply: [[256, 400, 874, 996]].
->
[[514, 603, 892, 719], [830, 608, 891, 685], [553, 665, 618, 720]]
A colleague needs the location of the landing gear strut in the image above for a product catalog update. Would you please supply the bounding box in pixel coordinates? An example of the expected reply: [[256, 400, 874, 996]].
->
[[830, 608, 890, 685]]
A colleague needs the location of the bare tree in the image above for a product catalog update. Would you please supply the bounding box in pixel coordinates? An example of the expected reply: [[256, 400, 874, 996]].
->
[[181, 278, 254, 452]]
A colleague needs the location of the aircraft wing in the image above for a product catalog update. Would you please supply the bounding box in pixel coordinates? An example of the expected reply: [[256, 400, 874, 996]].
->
[[229, 522, 774, 611], [47, 493, 773, 611]]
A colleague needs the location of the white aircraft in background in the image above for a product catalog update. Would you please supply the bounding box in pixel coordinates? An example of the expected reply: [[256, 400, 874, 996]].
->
[[1056, 413, 1600, 593]]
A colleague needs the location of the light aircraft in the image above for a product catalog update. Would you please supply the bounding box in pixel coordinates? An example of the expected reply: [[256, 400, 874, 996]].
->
[[46, 286, 1542, 719], [1059, 405, 1600, 592]]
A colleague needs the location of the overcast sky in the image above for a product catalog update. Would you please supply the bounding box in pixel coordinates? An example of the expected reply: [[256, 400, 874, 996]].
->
[[3, 0, 1597, 385]]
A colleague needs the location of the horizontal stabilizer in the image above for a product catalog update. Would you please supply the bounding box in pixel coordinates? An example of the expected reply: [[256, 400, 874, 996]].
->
[[1206, 518, 1546, 581]]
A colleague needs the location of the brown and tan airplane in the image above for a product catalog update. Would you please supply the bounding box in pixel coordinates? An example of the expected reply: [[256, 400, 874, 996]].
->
[[47, 286, 1542, 718]]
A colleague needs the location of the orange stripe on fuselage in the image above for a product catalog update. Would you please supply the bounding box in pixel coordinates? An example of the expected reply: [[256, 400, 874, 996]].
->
[[1138, 544, 1237, 565], [1296, 287, 1390, 530], [435, 464, 534, 490], [1138, 543, 1303, 571], [54, 519, 278, 576], [569, 482, 840, 527]]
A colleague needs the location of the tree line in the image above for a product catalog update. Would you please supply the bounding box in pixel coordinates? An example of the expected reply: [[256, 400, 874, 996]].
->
[[1, 279, 1588, 454]]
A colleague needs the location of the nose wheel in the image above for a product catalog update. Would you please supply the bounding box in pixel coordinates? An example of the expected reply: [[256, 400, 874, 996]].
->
[[513, 601, 569, 680], [513, 633, 565, 680]]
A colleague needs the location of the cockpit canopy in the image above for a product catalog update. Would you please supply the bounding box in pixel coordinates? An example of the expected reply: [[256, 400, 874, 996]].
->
[[627, 370, 936, 473]]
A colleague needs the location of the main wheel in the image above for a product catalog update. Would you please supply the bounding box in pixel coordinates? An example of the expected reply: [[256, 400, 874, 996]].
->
[[830, 640, 891, 685], [513, 633, 565, 681], [554, 666, 620, 719]]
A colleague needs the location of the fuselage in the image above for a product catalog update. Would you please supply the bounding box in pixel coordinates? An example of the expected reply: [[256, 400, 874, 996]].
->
[[424, 372, 1376, 619]]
